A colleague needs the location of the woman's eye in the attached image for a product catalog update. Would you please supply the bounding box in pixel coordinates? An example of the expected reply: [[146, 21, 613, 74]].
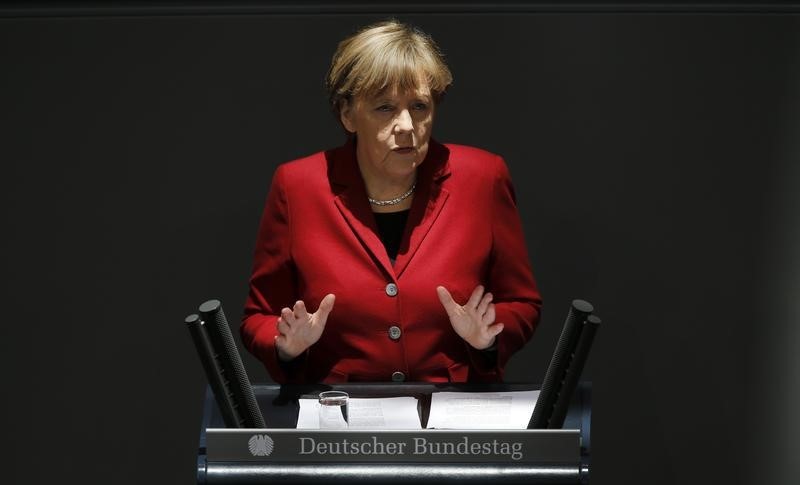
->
[[376, 104, 394, 112], [412, 102, 429, 111]]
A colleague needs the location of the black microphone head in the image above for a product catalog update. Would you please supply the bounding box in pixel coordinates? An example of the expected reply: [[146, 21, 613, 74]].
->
[[586, 315, 601, 325], [198, 299, 222, 314], [185, 313, 201, 325], [571, 299, 594, 314]]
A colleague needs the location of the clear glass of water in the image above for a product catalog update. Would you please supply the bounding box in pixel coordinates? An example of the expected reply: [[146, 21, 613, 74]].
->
[[318, 390, 349, 429]]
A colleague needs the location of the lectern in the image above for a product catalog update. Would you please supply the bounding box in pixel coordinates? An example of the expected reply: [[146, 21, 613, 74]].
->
[[195, 382, 591, 484]]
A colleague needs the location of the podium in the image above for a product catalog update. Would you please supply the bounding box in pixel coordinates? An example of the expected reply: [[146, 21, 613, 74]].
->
[[196, 382, 591, 484]]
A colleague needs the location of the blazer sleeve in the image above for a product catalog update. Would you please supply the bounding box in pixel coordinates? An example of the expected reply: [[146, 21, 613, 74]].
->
[[241, 165, 306, 383], [465, 155, 542, 379]]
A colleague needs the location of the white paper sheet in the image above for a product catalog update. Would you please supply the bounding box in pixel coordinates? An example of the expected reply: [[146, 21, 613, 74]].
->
[[425, 390, 539, 429], [297, 396, 422, 429]]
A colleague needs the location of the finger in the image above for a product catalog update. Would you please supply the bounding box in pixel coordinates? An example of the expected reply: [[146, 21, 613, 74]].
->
[[436, 286, 459, 317], [482, 303, 496, 326], [486, 322, 504, 340], [293, 300, 309, 322], [314, 294, 336, 326], [477, 292, 493, 316], [466, 285, 484, 309], [317, 294, 336, 315], [280, 307, 296, 327], [277, 318, 292, 335]]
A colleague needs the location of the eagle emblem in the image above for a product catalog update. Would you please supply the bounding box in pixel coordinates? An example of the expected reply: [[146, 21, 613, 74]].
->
[[248, 434, 274, 457]]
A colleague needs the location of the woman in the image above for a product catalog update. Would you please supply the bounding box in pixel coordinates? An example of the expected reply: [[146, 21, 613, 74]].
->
[[241, 20, 541, 383]]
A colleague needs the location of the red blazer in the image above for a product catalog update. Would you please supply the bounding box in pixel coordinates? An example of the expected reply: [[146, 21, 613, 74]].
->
[[241, 139, 541, 383]]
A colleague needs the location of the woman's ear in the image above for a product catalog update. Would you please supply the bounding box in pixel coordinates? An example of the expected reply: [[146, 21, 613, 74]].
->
[[339, 99, 356, 133]]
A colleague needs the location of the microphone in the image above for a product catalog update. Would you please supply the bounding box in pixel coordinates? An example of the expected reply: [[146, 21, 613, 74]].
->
[[198, 299, 266, 428], [185, 313, 242, 428], [548, 314, 601, 429], [529, 299, 594, 429]]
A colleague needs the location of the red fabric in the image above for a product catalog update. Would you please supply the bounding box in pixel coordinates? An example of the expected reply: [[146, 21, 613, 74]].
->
[[241, 139, 542, 383]]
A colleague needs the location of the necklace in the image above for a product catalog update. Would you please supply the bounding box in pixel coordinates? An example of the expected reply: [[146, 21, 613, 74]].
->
[[368, 182, 416, 206]]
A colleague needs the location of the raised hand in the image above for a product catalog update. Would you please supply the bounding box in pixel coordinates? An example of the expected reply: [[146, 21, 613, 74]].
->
[[275, 294, 336, 361], [437, 285, 503, 350]]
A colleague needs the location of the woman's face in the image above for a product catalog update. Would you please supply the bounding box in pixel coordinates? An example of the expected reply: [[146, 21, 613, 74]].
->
[[340, 82, 435, 181]]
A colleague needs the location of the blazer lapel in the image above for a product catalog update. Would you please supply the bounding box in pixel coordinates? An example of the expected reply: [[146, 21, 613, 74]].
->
[[327, 139, 452, 281], [393, 141, 451, 279], [328, 141, 396, 280]]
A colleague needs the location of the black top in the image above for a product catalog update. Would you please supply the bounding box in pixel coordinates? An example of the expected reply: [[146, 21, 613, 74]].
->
[[374, 209, 410, 262]]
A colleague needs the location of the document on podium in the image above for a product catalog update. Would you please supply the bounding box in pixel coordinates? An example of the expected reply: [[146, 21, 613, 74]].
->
[[296, 396, 422, 429], [426, 390, 540, 429]]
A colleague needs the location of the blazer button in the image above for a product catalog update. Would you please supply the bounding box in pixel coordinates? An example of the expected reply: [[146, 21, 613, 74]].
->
[[385, 283, 398, 297], [388, 325, 402, 341], [391, 371, 406, 382]]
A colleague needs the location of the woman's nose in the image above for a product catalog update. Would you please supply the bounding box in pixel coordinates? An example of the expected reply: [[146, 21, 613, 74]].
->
[[394, 109, 413, 133]]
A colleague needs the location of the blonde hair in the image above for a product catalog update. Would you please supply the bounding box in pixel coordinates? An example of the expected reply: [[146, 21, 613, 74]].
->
[[326, 20, 453, 115]]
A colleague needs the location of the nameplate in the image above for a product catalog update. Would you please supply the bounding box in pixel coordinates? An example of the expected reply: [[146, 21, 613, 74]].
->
[[206, 429, 581, 464]]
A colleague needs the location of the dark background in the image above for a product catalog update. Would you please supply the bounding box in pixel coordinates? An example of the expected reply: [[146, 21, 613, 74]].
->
[[1, 2, 799, 484]]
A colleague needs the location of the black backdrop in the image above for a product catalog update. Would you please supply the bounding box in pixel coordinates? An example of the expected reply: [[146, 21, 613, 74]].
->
[[2, 3, 799, 484]]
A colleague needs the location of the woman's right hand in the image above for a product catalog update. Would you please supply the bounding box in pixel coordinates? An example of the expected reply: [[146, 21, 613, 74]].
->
[[274, 294, 336, 361]]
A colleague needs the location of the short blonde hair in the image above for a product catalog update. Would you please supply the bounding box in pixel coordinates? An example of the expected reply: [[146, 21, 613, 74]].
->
[[326, 20, 453, 115]]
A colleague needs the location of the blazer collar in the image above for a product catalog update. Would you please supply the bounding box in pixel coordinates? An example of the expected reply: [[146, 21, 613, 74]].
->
[[328, 138, 451, 280]]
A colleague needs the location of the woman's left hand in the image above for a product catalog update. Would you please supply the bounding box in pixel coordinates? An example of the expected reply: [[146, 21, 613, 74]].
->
[[437, 285, 503, 350]]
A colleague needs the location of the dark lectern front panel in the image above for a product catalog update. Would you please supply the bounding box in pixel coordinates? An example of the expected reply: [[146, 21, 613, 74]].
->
[[196, 382, 591, 484]]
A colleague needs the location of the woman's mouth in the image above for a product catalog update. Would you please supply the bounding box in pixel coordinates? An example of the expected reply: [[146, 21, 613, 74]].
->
[[393, 147, 415, 155]]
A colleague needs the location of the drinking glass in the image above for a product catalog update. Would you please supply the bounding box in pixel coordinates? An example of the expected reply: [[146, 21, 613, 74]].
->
[[318, 390, 349, 429]]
